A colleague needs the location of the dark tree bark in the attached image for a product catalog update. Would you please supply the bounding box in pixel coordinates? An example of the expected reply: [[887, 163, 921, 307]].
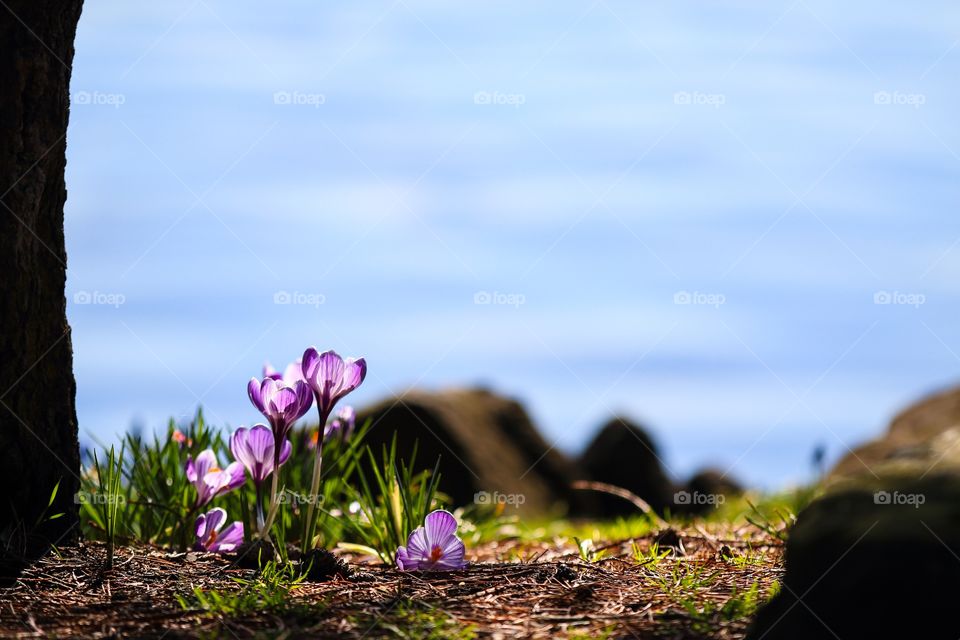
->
[[0, 0, 84, 553]]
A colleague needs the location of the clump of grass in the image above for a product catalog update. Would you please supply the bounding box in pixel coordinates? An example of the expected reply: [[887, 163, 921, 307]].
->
[[722, 544, 769, 568], [80, 444, 128, 567], [176, 560, 306, 615], [573, 537, 607, 563], [339, 434, 443, 563], [646, 561, 717, 597], [631, 540, 672, 567], [83, 410, 225, 551], [744, 499, 796, 543]]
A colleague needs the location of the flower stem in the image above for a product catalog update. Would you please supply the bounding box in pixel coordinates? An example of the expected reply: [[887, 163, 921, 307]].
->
[[261, 467, 281, 541], [302, 407, 329, 549], [303, 448, 323, 549], [254, 482, 266, 533]]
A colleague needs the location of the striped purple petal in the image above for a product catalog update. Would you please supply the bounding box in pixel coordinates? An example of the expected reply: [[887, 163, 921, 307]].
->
[[247, 377, 265, 413], [230, 425, 278, 485], [337, 358, 367, 397], [278, 437, 292, 465], [212, 521, 244, 552], [424, 509, 458, 548], [194, 508, 244, 553]]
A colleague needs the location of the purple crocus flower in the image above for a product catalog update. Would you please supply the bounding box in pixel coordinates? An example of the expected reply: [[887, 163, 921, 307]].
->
[[230, 425, 292, 486], [230, 424, 291, 534], [194, 507, 244, 553], [184, 449, 245, 507], [248, 376, 313, 444], [300, 348, 366, 426], [396, 510, 467, 571], [301, 347, 367, 548]]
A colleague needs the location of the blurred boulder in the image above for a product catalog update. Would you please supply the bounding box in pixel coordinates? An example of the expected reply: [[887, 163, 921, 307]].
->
[[747, 473, 960, 640], [830, 385, 960, 480], [677, 468, 743, 515], [578, 417, 674, 517], [357, 388, 592, 515], [750, 385, 960, 639]]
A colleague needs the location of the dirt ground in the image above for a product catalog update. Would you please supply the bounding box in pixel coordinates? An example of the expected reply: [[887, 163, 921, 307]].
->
[[1, 526, 782, 639]]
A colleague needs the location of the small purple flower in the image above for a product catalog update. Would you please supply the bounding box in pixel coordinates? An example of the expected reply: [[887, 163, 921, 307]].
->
[[230, 425, 292, 486], [262, 360, 304, 386], [263, 362, 280, 380], [396, 510, 467, 571], [184, 449, 245, 507], [323, 405, 356, 442], [300, 348, 366, 426], [248, 376, 313, 443], [194, 507, 244, 553]]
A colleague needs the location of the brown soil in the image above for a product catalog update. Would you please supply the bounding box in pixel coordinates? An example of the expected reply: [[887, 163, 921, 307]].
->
[[1, 526, 782, 639]]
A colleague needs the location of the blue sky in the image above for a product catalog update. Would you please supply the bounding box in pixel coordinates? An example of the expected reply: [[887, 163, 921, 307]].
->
[[66, 1, 960, 488]]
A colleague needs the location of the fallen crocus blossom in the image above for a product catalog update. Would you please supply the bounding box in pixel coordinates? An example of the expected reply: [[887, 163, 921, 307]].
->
[[396, 509, 467, 571], [194, 507, 244, 552], [184, 449, 245, 507]]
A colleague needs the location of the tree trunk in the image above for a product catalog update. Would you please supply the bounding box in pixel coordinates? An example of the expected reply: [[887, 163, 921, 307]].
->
[[0, 0, 84, 553]]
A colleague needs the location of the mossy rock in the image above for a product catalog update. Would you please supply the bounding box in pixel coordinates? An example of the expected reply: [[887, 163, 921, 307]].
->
[[748, 473, 960, 639]]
